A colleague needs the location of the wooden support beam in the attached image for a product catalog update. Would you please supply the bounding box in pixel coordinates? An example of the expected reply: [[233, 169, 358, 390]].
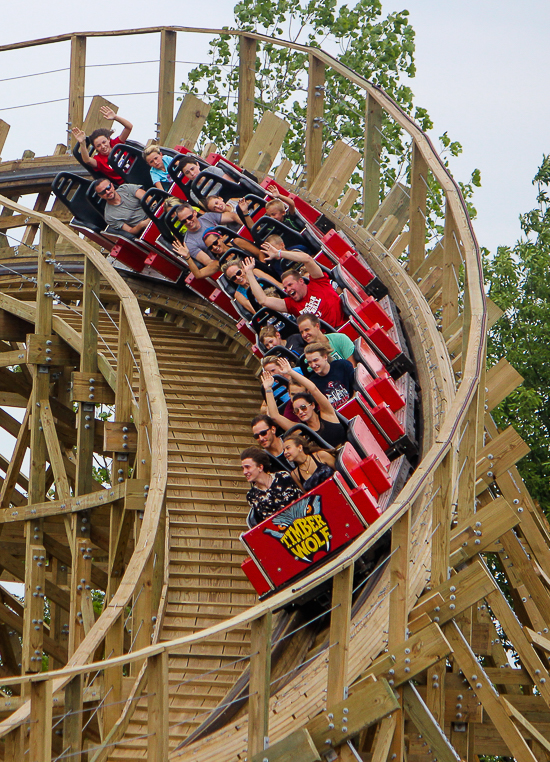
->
[[49, 556, 69, 670], [274, 159, 292, 184], [450, 496, 518, 567], [238, 35, 257, 161], [40, 400, 71, 502], [0, 120, 9, 156], [22, 543, 46, 673], [82, 95, 118, 135], [327, 564, 354, 706], [445, 621, 539, 762], [69, 536, 95, 656], [307, 679, 399, 750], [355, 623, 452, 693], [476, 426, 530, 495], [485, 358, 524, 412], [305, 54, 325, 188], [162, 93, 211, 150], [63, 674, 83, 762], [409, 559, 497, 632], [388, 511, 410, 762], [338, 188, 360, 216], [147, 651, 169, 762], [103, 613, 124, 737], [0, 402, 30, 509], [157, 29, 177, 145], [29, 679, 52, 762], [403, 682, 461, 762], [366, 182, 410, 249], [441, 202, 461, 332], [240, 111, 290, 181], [68, 35, 86, 148], [487, 587, 550, 705], [248, 611, 272, 758], [363, 93, 382, 225], [310, 140, 361, 207], [408, 142, 428, 274], [369, 714, 396, 762], [251, 728, 320, 762]]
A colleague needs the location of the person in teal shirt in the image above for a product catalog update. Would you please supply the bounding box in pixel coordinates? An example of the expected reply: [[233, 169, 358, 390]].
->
[[143, 145, 173, 191], [296, 313, 356, 366]]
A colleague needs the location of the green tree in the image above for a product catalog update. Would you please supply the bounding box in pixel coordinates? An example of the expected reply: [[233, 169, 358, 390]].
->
[[180, 0, 479, 223], [485, 155, 550, 515]]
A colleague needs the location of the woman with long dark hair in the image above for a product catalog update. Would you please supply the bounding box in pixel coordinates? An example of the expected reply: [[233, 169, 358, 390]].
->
[[261, 357, 347, 448], [282, 432, 335, 492]]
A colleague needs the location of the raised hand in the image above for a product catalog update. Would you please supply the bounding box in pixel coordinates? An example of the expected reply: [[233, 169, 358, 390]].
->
[[72, 127, 86, 143], [243, 256, 256, 274], [173, 240, 190, 260], [238, 197, 250, 213], [261, 370, 274, 390], [276, 357, 292, 375], [266, 184, 280, 199], [260, 241, 280, 261], [100, 105, 116, 121]]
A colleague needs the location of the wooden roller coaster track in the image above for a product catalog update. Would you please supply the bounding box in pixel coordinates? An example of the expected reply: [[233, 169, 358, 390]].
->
[[0, 25, 547, 762]]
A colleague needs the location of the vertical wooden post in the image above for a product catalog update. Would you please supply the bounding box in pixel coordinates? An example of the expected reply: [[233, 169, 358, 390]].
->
[[248, 611, 272, 758], [147, 652, 169, 762], [442, 202, 460, 333], [22, 225, 55, 676], [363, 93, 382, 225], [68, 35, 86, 148], [305, 54, 325, 189], [157, 29, 177, 144], [237, 35, 257, 161], [408, 141, 428, 274], [62, 674, 83, 762], [103, 613, 124, 737], [327, 565, 354, 706], [108, 308, 133, 601], [30, 679, 52, 762], [70, 258, 100, 658], [388, 512, 410, 760], [49, 557, 69, 670], [426, 450, 454, 725], [75, 258, 99, 496]]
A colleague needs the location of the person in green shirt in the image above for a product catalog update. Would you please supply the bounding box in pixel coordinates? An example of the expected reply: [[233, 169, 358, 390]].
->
[[296, 313, 356, 367]]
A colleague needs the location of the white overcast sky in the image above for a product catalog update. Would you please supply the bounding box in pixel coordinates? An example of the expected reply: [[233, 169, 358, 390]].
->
[[0, 0, 548, 255]]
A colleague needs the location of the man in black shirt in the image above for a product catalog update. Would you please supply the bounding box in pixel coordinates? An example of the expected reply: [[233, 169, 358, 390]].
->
[[304, 342, 355, 410]]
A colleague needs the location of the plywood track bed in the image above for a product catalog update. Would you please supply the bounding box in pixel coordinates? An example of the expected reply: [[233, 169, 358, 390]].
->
[[0, 25, 549, 762]]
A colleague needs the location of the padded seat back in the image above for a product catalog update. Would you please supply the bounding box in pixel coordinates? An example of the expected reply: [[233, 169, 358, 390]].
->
[[251, 216, 319, 254], [140, 188, 174, 241], [108, 143, 153, 187], [250, 307, 298, 340], [167, 153, 209, 197], [51, 172, 106, 230], [190, 169, 243, 203]]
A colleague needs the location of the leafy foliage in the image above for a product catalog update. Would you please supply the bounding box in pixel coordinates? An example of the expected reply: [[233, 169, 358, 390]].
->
[[180, 0, 479, 225], [485, 155, 550, 515]]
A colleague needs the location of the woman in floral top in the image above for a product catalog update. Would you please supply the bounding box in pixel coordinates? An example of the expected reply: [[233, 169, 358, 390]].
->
[[240, 447, 302, 528]]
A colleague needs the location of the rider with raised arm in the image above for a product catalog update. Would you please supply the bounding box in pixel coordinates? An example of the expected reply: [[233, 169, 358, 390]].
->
[[72, 105, 133, 185], [261, 357, 347, 448], [243, 245, 346, 328]]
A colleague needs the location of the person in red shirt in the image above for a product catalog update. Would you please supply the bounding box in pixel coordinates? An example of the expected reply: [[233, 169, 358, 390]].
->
[[72, 105, 133, 184], [243, 243, 346, 328]]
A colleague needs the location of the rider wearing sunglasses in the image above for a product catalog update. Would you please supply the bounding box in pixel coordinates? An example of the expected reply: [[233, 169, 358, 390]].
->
[[260, 357, 347, 448], [250, 414, 292, 470], [221, 257, 282, 317]]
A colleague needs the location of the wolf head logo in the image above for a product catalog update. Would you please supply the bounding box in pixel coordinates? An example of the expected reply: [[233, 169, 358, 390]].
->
[[263, 494, 331, 563]]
